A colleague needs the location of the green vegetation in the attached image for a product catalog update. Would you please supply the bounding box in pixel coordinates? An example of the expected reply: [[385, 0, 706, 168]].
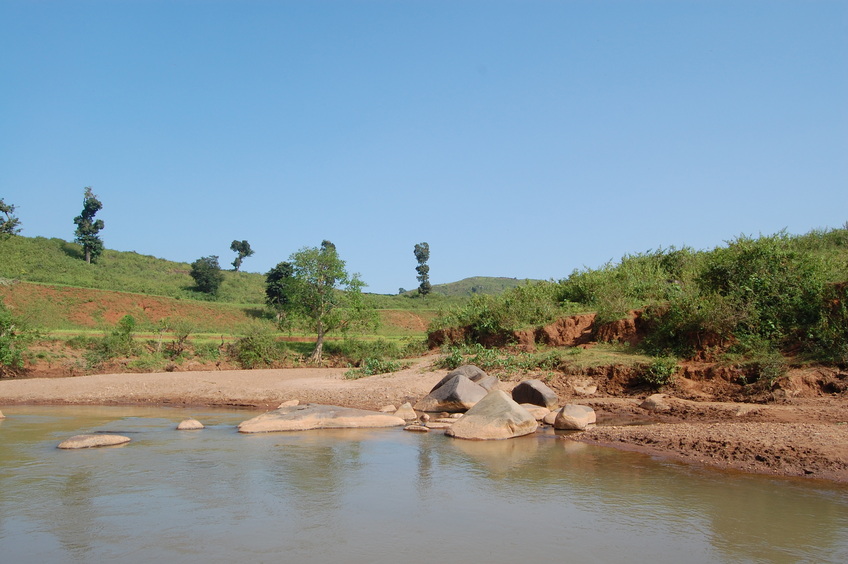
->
[[0, 236, 267, 303], [418, 276, 538, 297], [0, 198, 21, 237], [414, 242, 431, 296], [435, 342, 652, 377], [73, 187, 105, 264], [431, 281, 587, 339], [267, 241, 378, 362], [639, 356, 679, 389], [190, 256, 225, 295], [0, 302, 33, 376], [431, 227, 848, 373], [230, 240, 254, 272]]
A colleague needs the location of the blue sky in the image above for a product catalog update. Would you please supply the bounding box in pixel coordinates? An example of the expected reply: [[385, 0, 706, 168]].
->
[[2, 1, 846, 294]]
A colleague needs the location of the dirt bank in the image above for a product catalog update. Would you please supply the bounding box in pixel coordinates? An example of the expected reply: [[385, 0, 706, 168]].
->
[[2, 357, 847, 483]]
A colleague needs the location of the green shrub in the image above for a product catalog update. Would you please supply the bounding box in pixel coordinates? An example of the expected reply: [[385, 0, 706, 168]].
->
[[345, 357, 406, 379], [193, 342, 222, 362], [639, 356, 679, 389], [327, 338, 403, 365], [228, 324, 288, 368], [0, 303, 33, 376]]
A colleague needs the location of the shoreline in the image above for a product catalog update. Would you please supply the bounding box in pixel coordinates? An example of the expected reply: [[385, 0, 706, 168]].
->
[[2, 363, 847, 484]]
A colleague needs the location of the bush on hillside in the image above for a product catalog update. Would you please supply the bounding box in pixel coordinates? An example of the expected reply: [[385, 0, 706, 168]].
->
[[0, 303, 33, 377]]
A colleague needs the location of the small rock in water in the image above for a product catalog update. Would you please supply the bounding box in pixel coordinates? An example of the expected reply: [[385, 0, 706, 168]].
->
[[394, 403, 418, 421], [425, 422, 453, 429], [0, 410, 5, 419], [58, 434, 131, 449], [177, 419, 204, 430], [404, 425, 430, 433]]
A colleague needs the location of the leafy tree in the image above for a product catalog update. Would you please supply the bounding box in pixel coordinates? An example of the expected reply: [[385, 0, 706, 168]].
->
[[414, 242, 431, 296], [271, 241, 378, 362], [0, 198, 22, 238], [230, 239, 254, 271], [190, 255, 225, 295], [73, 187, 105, 263], [265, 261, 296, 326]]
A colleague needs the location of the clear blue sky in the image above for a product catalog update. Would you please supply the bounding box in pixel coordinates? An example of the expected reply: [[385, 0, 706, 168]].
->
[[2, 1, 846, 294]]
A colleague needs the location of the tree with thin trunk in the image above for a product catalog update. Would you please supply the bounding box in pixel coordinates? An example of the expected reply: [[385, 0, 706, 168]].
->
[[230, 239, 254, 271], [270, 241, 377, 363], [73, 187, 105, 263], [0, 198, 21, 238], [414, 242, 431, 296]]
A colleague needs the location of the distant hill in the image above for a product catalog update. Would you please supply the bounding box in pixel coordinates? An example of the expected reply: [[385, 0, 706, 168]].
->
[[423, 277, 539, 297], [0, 236, 532, 309]]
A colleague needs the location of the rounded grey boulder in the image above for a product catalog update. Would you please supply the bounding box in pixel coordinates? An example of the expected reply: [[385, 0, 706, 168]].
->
[[553, 404, 596, 431], [446, 390, 538, 440], [511, 379, 559, 410]]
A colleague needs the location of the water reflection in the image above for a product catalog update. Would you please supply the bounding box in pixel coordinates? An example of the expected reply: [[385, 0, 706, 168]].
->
[[0, 406, 846, 563]]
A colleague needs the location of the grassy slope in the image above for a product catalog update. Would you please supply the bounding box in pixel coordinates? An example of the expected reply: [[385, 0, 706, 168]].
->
[[1, 236, 519, 336]]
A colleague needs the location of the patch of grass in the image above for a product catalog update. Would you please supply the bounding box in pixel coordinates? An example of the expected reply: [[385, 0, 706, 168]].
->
[[345, 357, 408, 379]]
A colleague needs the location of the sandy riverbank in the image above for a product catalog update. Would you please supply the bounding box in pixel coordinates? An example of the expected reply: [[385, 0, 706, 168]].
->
[[1, 358, 846, 483]]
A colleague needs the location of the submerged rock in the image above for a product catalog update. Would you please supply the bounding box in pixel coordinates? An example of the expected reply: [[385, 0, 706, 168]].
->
[[58, 434, 131, 449], [511, 379, 559, 410], [446, 390, 538, 440], [414, 374, 488, 413], [237, 404, 405, 433], [553, 404, 596, 431], [177, 419, 204, 430]]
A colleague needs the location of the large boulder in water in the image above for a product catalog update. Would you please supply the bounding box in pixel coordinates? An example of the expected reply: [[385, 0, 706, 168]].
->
[[511, 379, 559, 409], [430, 365, 498, 392], [58, 434, 131, 449], [414, 374, 488, 413], [553, 404, 596, 431], [445, 390, 538, 440], [237, 404, 405, 433]]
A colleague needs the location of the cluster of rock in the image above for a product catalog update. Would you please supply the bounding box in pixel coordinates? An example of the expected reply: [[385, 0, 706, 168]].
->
[[404, 365, 597, 439], [46, 364, 597, 448]]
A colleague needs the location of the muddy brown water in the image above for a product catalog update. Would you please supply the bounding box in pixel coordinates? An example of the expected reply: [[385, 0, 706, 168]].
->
[[1, 406, 847, 563]]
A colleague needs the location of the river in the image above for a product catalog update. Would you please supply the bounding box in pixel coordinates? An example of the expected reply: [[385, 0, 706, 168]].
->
[[1, 406, 846, 563]]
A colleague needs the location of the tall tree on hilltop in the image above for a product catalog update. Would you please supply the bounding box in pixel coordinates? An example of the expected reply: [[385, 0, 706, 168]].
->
[[414, 242, 431, 296], [73, 187, 105, 263], [0, 198, 21, 238], [230, 240, 254, 271], [268, 241, 378, 363]]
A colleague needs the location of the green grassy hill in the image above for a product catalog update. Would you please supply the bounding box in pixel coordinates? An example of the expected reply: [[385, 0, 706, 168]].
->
[[0, 236, 266, 304]]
